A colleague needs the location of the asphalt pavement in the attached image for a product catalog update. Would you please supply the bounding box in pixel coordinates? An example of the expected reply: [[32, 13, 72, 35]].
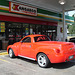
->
[[0, 53, 75, 75]]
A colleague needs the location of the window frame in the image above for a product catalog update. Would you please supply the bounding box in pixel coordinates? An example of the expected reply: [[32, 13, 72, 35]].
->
[[22, 37, 31, 43]]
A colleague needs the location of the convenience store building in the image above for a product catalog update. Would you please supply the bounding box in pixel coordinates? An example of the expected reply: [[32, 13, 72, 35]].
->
[[0, 0, 74, 49]]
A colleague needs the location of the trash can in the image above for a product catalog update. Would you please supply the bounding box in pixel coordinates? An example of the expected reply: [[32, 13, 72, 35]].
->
[[2, 40, 9, 50]]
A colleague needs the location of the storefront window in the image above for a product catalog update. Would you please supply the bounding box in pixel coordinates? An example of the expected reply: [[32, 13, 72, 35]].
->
[[47, 25, 57, 41], [30, 24, 36, 34], [7, 22, 22, 44], [5, 22, 57, 45], [8, 22, 21, 28], [42, 25, 48, 35], [23, 23, 29, 37], [36, 25, 42, 34]]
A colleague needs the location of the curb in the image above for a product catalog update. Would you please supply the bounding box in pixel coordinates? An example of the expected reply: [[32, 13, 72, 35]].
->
[[0, 52, 8, 55]]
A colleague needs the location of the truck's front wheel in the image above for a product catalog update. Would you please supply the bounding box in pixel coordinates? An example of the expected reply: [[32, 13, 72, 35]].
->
[[9, 48, 15, 58]]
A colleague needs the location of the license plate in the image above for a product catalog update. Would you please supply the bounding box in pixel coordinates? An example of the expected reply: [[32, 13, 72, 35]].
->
[[69, 55, 74, 59]]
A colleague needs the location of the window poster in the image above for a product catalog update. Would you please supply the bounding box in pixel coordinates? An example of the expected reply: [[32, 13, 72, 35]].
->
[[0, 22, 5, 32], [25, 28, 29, 36]]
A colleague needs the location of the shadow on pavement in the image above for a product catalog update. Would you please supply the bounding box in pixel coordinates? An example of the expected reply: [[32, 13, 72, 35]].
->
[[17, 56, 75, 69], [51, 60, 75, 69]]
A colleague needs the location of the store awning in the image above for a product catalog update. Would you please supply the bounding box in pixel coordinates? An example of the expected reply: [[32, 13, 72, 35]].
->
[[10, 0, 75, 12]]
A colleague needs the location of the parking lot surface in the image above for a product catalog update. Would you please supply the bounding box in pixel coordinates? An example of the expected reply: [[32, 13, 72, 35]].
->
[[0, 54, 75, 75]]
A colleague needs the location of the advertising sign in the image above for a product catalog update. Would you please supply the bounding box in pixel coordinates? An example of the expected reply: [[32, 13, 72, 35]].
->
[[0, 22, 5, 32], [9, 2, 37, 16]]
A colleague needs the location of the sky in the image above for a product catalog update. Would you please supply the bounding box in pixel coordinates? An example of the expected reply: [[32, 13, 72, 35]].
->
[[68, 10, 75, 16]]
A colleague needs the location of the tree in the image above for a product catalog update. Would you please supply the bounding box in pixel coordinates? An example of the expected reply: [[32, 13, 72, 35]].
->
[[72, 13, 75, 24], [68, 25, 75, 34], [68, 13, 75, 34]]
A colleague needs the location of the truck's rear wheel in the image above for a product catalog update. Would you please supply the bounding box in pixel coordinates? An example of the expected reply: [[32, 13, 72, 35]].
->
[[37, 53, 50, 68]]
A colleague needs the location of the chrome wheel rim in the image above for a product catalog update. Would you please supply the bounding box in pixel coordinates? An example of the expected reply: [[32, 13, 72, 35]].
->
[[9, 49, 12, 57], [38, 55, 46, 67]]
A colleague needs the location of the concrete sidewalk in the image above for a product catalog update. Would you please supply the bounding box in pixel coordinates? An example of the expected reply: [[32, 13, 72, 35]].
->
[[0, 50, 8, 55], [0, 50, 7, 53]]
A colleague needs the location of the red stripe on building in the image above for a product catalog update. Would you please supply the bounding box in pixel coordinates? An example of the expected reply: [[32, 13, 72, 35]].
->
[[0, 15, 57, 26]]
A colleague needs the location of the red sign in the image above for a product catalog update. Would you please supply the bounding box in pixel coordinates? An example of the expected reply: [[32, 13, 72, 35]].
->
[[9, 2, 37, 16]]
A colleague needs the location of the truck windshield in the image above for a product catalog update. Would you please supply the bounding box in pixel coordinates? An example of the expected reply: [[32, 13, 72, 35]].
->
[[34, 36, 50, 42]]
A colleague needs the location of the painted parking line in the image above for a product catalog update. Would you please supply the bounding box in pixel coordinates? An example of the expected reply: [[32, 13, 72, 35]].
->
[[0, 58, 37, 72], [0, 52, 8, 55], [0, 58, 10, 63]]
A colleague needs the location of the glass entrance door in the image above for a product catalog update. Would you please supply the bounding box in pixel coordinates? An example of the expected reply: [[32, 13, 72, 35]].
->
[[8, 28, 22, 45], [15, 28, 21, 42], [7, 22, 22, 45], [8, 28, 15, 45]]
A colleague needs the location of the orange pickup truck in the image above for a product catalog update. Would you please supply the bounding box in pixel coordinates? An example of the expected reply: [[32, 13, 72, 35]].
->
[[7, 34, 75, 68]]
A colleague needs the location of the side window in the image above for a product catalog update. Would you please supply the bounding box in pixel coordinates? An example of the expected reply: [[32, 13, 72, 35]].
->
[[22, 37, 31, 43]]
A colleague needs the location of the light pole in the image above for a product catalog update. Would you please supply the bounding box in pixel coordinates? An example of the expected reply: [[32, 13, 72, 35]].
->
[[74, 14, 75, 24], [59, 0, 66, 41]]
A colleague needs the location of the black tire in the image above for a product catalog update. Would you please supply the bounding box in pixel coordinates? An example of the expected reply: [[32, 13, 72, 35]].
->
[[9, 48, 15, 58], [37, 53, 51, 68]]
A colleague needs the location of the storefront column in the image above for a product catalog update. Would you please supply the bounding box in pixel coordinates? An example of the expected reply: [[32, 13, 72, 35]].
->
[[62, 9, 65, 41]]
